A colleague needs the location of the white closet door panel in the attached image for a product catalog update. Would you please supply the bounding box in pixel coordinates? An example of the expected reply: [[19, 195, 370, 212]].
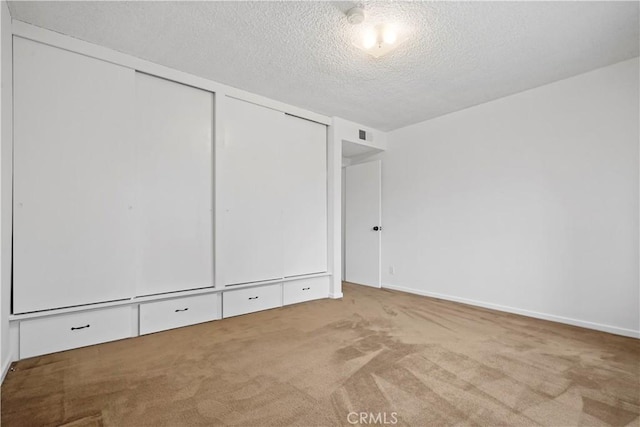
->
[[13, 37, 137, 313], [220, 97, 284, 285], [135, 73, 214, 296], [282, 116, 328, 277]]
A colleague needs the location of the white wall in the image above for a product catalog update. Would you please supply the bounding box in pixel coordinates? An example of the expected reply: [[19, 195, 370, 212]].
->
[[381, 58, 640, 337], [1, 0, 11, 378], [333, 117, 388, 152]]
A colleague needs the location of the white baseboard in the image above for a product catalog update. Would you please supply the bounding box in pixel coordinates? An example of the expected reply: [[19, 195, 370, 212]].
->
[[329, 292, 343, 299], [1, 356, 12, 384], [382, 283, 639, 339]]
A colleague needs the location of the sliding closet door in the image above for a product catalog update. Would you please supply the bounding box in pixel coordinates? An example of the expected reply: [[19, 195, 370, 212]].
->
[[135, 73, 214, 296], [282, 116, 327, 277], [13, 37, 137, 313], [219, 97, 284, 285]]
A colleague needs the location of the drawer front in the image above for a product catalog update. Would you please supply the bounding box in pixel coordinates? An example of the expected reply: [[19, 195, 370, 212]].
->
[[283, 276, 330, 306], [139, 293, 219, 335], [223, 283, 282, 318], [20, 306, 133, 359]]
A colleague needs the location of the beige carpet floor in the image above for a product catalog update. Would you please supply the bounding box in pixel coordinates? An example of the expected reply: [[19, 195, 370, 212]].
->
[[2, 283, 639, 426]]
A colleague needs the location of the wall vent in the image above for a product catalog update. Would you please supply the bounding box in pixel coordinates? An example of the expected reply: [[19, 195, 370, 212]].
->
[[358, 129, 374, 142]]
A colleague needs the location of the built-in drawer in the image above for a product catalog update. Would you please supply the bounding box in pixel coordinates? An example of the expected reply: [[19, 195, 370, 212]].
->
[[283, 276, 330, 306], [20, 306, 133, 359], [139, 293, 220, 335], [223, 283, 282, 318]]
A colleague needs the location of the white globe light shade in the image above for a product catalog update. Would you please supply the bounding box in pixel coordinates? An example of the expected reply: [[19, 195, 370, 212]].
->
[[383, 28, 397, 44], [362, 30, 377, 49]]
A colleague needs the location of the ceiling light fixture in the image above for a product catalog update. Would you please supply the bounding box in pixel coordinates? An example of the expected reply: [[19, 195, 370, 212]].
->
[[352, 24, 406, 58], [345, 6, 407, 58]]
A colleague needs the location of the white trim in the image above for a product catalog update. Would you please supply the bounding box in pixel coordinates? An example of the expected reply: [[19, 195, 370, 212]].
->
[[327, 121, 342, 299], [283, 272, 331, 281], [329, 292, 344, 299], [383, 283, 640, 339], [1, 354, 11, 383], [9, 273, 332, 321], [11, 20, 331, 126], [10, 287, 216, 320], [133, 288, 218, 304], [213, 91, 226, 288], [224, 273, 332, 290], [10, 298, 135, 321]]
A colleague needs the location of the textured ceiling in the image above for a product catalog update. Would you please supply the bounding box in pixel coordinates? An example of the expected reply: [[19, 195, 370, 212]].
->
[[8, 1, 640, 131]]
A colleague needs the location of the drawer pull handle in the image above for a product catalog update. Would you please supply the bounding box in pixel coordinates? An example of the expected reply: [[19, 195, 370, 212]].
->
[[302, 287, 311, 291], [175, 308, 189, 312], [248, 296, 259, 300], [71, 324, 90, 331]]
